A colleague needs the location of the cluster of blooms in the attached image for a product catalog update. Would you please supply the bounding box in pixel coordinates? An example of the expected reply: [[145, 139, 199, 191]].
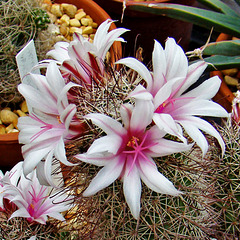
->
[[5, 19, 229, 221], [0, 162, 72, 224]]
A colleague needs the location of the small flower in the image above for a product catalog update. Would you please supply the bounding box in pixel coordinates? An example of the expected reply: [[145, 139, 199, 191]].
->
[[0, 162, 23, 210], [18, 62, 84, 184], [116, 38, 228, 155], [231, 90, 240, 124], [47, 19, 129, 86], [75, 99, 192, 219], [1, 169, 72, 224]]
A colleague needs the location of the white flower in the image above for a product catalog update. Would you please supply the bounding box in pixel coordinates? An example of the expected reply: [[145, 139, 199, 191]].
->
[[116, 38, 228, 155], [18, 62, 84, 184], [47, 19, 129, 85], [1, 169, 72, 224], [0, 162, 23, 210], [75, 99, 192, 219]]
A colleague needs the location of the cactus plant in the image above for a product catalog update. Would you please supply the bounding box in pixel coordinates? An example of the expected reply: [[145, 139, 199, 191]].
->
[[0, 0, 50, 103]]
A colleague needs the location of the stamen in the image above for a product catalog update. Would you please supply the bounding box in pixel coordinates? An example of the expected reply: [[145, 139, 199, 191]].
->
[[126, 136, 139, 148], [122, 132, 156, 175], [155, 96, 194, 113], [57, 116, 62, 124]]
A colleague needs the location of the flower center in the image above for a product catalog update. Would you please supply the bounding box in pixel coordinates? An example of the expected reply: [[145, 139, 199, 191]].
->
[[122, 132, 156, 175], [26, 185, 48, 222], [155, 101, 168, 113], [126, 136, 140, 150], [27, 203, 35, 216]]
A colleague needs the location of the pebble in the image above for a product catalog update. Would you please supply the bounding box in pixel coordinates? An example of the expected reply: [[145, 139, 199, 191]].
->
[[0, 109, 18, 125], [222, 68, 238, 77], [50, 4, 63, 17], [224, 75, 239, 86], [69, 19, 81, 27], [45, 2, 98, 42], [0, 101, 28, 134], [61, 3, 77, 18], [82, 26, 93, 35]]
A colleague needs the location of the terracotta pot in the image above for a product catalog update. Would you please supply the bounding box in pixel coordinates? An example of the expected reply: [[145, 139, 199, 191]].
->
[[54, 0, 123, 62], [0, 133, 23, 169], [93, 0, 196, 63], [211, 33, 235, 113], [0, 0, 121, 170]]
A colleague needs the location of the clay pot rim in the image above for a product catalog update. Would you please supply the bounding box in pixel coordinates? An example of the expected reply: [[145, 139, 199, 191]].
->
[[0, 132, 19, 143]]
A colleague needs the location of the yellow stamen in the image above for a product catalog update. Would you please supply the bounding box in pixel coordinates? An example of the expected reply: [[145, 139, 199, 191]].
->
[[57, 116, 62, 124], [127, 136, 139, 148]]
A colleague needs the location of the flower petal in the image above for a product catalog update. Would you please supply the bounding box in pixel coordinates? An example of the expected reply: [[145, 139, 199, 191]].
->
[[179, 116, 225, 155], [164, 38, 188, 81], [87, 135, 122, 155], [22, 147, 50, 176], [183, 76, 221, 100], [174, 99, 229, 118], [116, 57, 153, 89], [180, 121, 209, 156], [130, 99, 154, 133], [149, 138, 192, 158], [153, 113, 186, 143], [85, 113, 126, 136], [75, 152, 113, 166], [152, 40, 166, 92], [83, 157, 124, 196], [9, 208, 30, 220], [123, 164, 141, 219], [127, 85, 153, 101], [139, 157, 181, 195], [175, 60, 207, 97]]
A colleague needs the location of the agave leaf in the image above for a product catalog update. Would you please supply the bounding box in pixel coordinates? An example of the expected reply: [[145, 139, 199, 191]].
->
[[126, 3, 240, 38], [202, 40, 240, 56], [204, 55, 240, 70], [196, 0, 240, 17]]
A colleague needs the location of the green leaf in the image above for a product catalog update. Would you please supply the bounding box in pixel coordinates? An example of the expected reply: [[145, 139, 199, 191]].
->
[[203, 55, 240, 70], [196, 0, 240, 17], [126, 3, 240, 38], [203, 40, 240, 56]]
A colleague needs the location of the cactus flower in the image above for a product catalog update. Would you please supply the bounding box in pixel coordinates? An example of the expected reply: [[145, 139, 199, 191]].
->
[[18, 62, 84, 184], [46, 19, 129, 85], [0, 162, 23, 210], [116, 38, 229, 155], [1, 169, 72, 224], [75, 99, 192, 219]]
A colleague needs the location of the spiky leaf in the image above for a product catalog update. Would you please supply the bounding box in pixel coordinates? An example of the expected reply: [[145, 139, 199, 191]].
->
[[196, 0, 240, 16], [126, 3, 240, 38], [203, 40, 240, 56], [204, 55, 240, 70]]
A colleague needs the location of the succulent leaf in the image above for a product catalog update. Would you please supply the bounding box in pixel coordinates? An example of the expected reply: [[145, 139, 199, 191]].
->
[[204, 55, 240, 70], [196, 0, 240, 16], [126, 3, 240, 38], [203, 40, 240, 56]]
